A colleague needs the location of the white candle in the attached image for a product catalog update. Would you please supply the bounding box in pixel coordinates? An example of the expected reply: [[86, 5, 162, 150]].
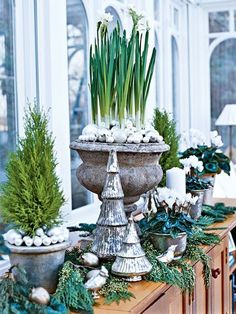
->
[[166, 167, 186, 195]]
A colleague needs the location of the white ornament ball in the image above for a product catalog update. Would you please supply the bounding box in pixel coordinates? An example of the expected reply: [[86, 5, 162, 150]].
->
[[30, 287, 50, 305], [143, 136, 150, 143]]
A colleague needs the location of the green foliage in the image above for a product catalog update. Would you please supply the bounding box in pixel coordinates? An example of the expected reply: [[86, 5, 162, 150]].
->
[[54, 261, 94, 313], [90, 9, 156, 128], [201, 203, 236, 222], [0, 265, 67, 314], [152, 109, 180, 186], [186, 175, 210, 192], [180, 145, 230, 176], [77, 223, 97, 234], [99, 276, 135, 305], [0, 105, 65, 236], [143, 241, 195, 292]]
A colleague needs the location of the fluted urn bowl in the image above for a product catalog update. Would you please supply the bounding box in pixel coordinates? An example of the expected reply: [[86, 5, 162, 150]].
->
[[70, 141, 169, 208]]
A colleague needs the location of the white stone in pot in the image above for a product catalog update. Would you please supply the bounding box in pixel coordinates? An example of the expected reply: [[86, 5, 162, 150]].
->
[[113, 129, 127, 143], [97, 128, 111, 142], [4, 229, 22, 245], [51, 235, 59, 244], [143, 136, 150, 143], [42, 236, 52, 246], [24, 236, 34, 247], [35, 228, 45, 237], [33, 236, 43, 247], [47, 227, 61, 237], [106, 136, 115, 143], [58, 235, 65, 243], [82, 124, 98, 136], [14, 238, 23, 246]]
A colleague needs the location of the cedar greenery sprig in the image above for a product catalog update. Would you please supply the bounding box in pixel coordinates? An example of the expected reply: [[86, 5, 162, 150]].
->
[[0, 105, 65, 236], [54, 261, 94, 314], [152, 108, 180, 186]]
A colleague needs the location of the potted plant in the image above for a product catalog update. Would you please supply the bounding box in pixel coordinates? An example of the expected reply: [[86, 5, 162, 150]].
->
[[139, 187, 198, 257], [70, 8, 169, 213], [180, 129, 230, 204], [0, 106, 70, 293], [180, 155, 210, 219]]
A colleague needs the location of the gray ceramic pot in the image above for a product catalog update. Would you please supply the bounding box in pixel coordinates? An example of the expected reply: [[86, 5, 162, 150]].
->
[[189, 189, 205, 219], [150, 232, 187, 257], [6, 241, 70, 293], [201, 175, 215, 205], [70, 141, 169, 211]]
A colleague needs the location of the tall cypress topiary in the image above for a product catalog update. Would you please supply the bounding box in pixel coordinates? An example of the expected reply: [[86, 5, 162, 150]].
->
[[153, 108, 180, 187], [0, 105, 65, 236]]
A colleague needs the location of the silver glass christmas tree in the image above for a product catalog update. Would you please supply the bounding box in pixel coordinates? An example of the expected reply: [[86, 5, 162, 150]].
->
[[111, 216, 152, 281], [91, 150, 128, 259]]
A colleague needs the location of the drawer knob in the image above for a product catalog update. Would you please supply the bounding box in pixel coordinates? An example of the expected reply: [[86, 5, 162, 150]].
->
[[211, 268, 221, 279]]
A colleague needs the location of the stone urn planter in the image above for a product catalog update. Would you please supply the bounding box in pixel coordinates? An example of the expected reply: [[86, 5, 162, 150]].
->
[[150, 232, 187, 257], [70, 141, 169, 213], [6, 241, 70, 293]]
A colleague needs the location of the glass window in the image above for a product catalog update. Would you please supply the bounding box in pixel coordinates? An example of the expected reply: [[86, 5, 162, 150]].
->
[[154, 0, 160, 21], [0, 0, 16, 183], [105, 6, 122, 33], [67, 0, 91, 209], [234, 10, 236, 31], [209, 11, 229, 33], [173, 8, 179, 30], [210, 39, 236, 154], [171, 36, 180, 131]]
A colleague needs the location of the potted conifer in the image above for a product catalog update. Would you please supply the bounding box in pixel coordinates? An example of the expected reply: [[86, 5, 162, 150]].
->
[[0, 105, 70, 293]]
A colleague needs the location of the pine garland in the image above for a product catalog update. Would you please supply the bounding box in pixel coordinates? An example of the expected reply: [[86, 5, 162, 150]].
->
[[54, 261, 94, 313], [0, 265, 67, 314], [0, 105, 65, 236]]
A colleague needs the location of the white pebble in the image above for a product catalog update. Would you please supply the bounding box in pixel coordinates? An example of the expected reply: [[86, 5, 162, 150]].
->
[[42, 236, 52, 246], [47, 227, 61, 237], [25, 238, 34, 247], [143, 136, 150, 143], [82, 124, 98, 136], [14, 238, 23, 246], [106, 136, 114, 143], [36, 228, 45, 237], [33, 236, 43, 247], [58, 235, 65, 243], [113, 129, 127, 143], [51, 236, 58, 244], [98, 128, 111, 142]]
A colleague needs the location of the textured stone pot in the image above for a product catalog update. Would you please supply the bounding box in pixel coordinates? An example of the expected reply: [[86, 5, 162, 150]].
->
[[70, 141, 169, 211], [189, 189, 205, 220], [150, 232, 187, 257], [6, 241, 70, 293]]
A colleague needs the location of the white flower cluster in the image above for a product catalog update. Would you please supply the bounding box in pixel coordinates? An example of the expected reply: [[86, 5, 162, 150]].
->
[[156, 187, 198, 209], [127, 6, 150, 33], [98, 12, 113, 25], [4, 226, 69, 247], [180, 155, 204, 173], [79, 122, 164, 144], [210, 130, 223, 148]]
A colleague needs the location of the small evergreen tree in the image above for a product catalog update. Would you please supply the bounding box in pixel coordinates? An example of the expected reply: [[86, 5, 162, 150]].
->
[[0, 105, 65, 236], [153, 108, 180, 187]]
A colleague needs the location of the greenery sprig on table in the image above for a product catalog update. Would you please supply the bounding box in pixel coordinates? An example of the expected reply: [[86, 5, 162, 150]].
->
[[0, 105, 65, 236]]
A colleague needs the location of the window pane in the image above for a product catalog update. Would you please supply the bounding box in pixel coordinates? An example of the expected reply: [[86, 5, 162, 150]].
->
[[154, 0, 160, 21], [67, 0, 91, 209], [210, 39, 236, 156], [209, 11, 229, 33], [171, 36, 180, 131], [0, 0, 16, 183]]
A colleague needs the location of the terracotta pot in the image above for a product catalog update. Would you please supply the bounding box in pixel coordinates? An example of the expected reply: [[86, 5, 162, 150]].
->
[[6, 241, 70, 293], [150, 232, 187, 257], [70, 141, 169, 211]]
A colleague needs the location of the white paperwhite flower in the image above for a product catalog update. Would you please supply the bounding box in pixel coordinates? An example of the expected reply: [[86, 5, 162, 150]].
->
[[98, 11, 113, 25]]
